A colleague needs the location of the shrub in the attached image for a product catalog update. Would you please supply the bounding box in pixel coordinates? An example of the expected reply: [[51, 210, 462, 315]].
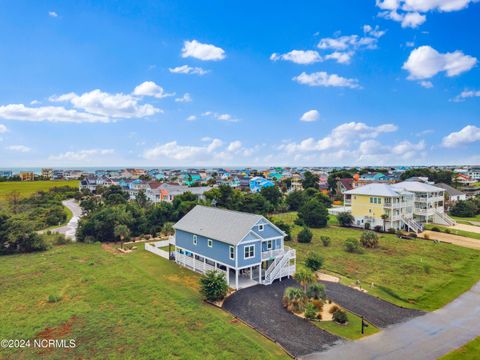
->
[[283, 287, 307, 313], [333, 309, 348, 324], [424, 233, 430, 240], [431, 226, 440, 232], [306, 283, 326, 300], [364, 222, 371, 230], [316, 313, 323, 320], [344, 238, 361, 253], [200, 270, 228, 302], [387, 227, 396, 234], [360, 230, 379, 249], [450, 200, 478, 218], [49, 233, 70, 245], [294, 217, 305, 227], [304, 303, 317, 320], [294, 268, 315, 292], [423, 263, 431, 274], [320, 236, 331, 247], [336, 212, 354, 227], [47, 294, 62, 303], [311, 299, 324, 311], [297, 226, 313, 243], [328, 304, 340, 314], [305, 252, 323, 272], [444, 228, 451, 234], [374, 225, 383, 232], [298, 198, 329, 228]]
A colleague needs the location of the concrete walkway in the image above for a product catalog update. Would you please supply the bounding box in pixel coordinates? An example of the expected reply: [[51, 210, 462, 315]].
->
[[50, 199, 82, 241], [421, 230, 480, 250], [302, 281, 480, 360]]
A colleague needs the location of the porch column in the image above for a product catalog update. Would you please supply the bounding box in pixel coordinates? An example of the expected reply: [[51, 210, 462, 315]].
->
[[235, 269, 239, 290], [192, 254, 196, 272], [259, 263, 262, 283], [250, 266, 253, 280], [226, 267, 230, 286], [203, 258, 206, 273]]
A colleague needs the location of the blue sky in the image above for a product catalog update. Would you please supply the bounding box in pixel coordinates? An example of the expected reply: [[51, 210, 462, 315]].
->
[[0, 0, 479, 167]]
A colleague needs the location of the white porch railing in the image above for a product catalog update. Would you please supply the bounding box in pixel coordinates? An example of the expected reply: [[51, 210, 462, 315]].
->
[[175, 251, 226, 276], [261, 248, 284, 260]]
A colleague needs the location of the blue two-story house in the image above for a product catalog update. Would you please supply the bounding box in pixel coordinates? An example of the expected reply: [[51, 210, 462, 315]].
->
[[172, 205, 296, 290]]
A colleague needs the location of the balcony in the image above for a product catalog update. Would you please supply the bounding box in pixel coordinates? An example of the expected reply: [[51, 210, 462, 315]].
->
[[262, 248, 284, 260]]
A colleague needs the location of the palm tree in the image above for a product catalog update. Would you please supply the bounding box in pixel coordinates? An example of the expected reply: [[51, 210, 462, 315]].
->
[[294, 268, 315, 293], [282, 287, 307, 313], [381, 213, 389, 232], [114, 224, 130, 249]]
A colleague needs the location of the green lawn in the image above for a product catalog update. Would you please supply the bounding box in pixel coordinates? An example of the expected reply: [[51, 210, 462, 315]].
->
[[0, 244, 288, 359], [273, 212, 480, 311], [451, 214, 480, 225], [424, 224, 480, 240], [0, 180, 79, 203], [440, 337, 480, 360], [313, 310, 378, 340]]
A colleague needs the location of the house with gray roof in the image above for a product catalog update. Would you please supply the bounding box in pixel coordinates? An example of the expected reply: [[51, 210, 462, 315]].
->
[[172, 205, 296, 290]]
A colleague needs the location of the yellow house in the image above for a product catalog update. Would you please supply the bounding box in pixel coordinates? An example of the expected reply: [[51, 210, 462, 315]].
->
[[344, 183, 421, 232]]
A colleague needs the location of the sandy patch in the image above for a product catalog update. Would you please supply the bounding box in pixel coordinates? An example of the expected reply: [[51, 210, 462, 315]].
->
[[450, 223, 480, 234], [420, 231, 480, 250], [316, 272, 339, 283]]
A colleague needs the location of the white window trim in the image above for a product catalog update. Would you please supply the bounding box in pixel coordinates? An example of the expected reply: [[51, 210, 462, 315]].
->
[[207, 239, 213, 248], [193, 235, 197, 245], [266, 240, 273, 250], [258, 224, 264, 232], [229, 246, 235, 260], [244, 245, 255, 259]]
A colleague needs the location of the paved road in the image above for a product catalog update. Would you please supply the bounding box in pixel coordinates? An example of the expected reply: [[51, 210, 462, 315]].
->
[[223, 279, 343, 357], [302, 280, 480, 360], [321, 281, 424, 328], [51, 199, 82, 241]]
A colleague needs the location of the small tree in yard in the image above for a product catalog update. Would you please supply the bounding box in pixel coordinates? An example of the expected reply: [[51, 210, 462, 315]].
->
[[297, 226, 313, 243], [304, 303, 317, 320], [381, 214, 389, 232], [320, 236, 331, 247], [294, 268, 315, 292], [306, 283, 326, 300], [344, 238, 361, 253], [337, 212, 354, 227], [298, 198, 329, 228], [283, 287, 307, 313], [333, 309, 348, 324], [360, 230, 379, 249], [200, 270, 228, 302], [305, 252, 324, 272]]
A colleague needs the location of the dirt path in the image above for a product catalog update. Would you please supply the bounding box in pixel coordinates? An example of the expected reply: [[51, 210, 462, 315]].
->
[[420, 230, 480, 250], [450, 223, 480, 234]]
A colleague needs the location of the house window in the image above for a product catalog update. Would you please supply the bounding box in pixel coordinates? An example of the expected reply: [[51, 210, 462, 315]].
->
[[266, 240, 273, 250], [244, 245, 255, 259], [258, 224, 264, 232], [208, 239, 213, 248], [229, 246, 235, 260], [193, 235, 197, 245]]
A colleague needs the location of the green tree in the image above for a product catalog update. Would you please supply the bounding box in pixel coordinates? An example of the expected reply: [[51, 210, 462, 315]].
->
[[302, 171, 319, 189], [450, 200, 478, 217], [286, 190, 303, 211], [114, 224, 130, 245], [272, 219, 292, 241], [381, 213, 389, 232], [200, 270, 228, 302], [344, 238, 361, 253], [260, 186, 283, 209], [337, 212, 354, 227], [297, 226, 313, 243], [304, 252, 323, 272], [360, 230, 379, 248], [306, 283, 326, 300], [294, 268, 315, 292], [135, 190, 149, 208], [298, 199, 328, 228]]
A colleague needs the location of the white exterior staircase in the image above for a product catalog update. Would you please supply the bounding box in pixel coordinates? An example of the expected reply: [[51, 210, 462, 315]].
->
[[401, 216, 424, 233], [263, 246, 296, 285], [433, 210, 457, 226]]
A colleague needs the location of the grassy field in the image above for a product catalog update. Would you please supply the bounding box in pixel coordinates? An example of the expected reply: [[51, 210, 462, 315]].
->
[[0, 180, 79, 203], [451, 214, 480, 225], [273, 212, 480, 311], [440, 337, 480, 360], [424, 224, 480, 240], [0, 244, 288, 359], [313, 310, 378, 340]]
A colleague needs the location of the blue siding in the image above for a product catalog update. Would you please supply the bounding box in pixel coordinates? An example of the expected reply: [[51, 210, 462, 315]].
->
[[237, 241, 261, 267], [175, 229, 235, 267], [261, 238, 282, 251], [254, 220, 284, 239]]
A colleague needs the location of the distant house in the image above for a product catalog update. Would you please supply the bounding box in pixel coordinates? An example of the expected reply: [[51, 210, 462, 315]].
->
[[249, 177, 275, 193], [172, 205, 296, 289], [79, 175, 115, 192], [454, 173, 474, 185], [0, 170, 13, 178], [19, 172, 35, 181], [468, 168, 480, 181], [336, 178, 354, 196], [435, 183, 466, 208], [146, 183, 212, 203], [289, 173, 303, 192], [41, 168, 53, 180]]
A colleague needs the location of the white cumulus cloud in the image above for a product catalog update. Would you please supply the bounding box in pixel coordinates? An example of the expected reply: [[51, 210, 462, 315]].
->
[[133, 81, 174, 99], [270, 50, 323, 64], [181, 40, 225, 61], [7, 145, 31, 153], [293, 72, 361, 89], [175, 93, 192, 103], [48, 11, 58, 18], [442, 125, 480, 147], [300, 110, 320, 122], [169, 65, 208, 75], [451, 89, 480, 102], [0, 124, 7, 133], [403, 45, 477, 80]]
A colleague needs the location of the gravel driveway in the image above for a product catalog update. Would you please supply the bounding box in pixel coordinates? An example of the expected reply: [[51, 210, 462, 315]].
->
[[50, 199, 82, 241], [321, 281, 425, 328], [223, 279, 342, 357]]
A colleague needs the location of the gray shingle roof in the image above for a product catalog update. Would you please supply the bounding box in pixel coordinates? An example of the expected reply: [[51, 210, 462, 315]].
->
[[435, 183, 465, 196], [173, 205, 263, 245]]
